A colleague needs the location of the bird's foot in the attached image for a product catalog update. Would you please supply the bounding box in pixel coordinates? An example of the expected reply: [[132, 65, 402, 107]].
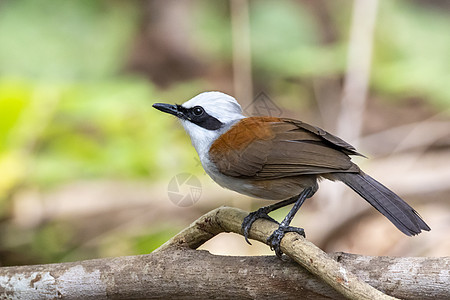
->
[[242, 208, 279, 245], [267, 225, 305, 258]]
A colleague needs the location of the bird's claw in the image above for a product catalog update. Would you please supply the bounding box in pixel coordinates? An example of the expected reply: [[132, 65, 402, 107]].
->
[[267, 225, 305, 258], [242, 209, 278, 245]]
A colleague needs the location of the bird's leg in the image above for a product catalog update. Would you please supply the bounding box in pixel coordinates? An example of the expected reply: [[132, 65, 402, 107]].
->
[[242, 195, 300, 245], [267, 187, 313, 257]]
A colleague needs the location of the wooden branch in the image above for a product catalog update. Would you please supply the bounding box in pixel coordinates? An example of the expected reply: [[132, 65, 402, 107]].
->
[[156, 206, 395, 299], [0, 207, 448, 299], [0, 248, 448, 299]]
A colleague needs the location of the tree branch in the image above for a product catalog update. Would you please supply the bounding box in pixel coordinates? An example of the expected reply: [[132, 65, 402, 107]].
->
[[0, 207, 448, 299], [156, 206, 397, 299]]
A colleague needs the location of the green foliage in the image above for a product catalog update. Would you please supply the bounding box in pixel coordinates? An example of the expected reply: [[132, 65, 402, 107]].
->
[[0, 0, 203, 195], [30, 221, 75, 264], [132, 227, 181, 254], [192, 1, 233, 60], [0, 80, 31, 152], [0, 0, 139, 80], [249, 0, 345, 77], [373, 1, 450, 107]]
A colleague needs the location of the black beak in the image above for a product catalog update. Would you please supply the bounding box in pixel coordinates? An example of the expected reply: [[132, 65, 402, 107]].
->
[[153, 103, 181, 118]]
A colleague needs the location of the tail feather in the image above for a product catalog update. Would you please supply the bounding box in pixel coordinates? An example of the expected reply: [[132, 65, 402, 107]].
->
[[334, 172, 430, 236]]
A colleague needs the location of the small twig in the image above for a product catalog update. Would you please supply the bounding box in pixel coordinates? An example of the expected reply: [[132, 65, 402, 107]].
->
[[155, 206, 397, 300]]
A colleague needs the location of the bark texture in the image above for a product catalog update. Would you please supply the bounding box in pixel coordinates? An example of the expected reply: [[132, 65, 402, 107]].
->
[[0, 250, 449, 299], [0, 207, 447, 299]]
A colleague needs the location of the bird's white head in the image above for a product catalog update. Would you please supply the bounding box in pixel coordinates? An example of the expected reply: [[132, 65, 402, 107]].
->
[[153, 91, 245, 157]]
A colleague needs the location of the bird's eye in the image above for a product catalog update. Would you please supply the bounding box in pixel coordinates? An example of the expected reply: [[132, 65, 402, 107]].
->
[[192, 106, 204, 116]]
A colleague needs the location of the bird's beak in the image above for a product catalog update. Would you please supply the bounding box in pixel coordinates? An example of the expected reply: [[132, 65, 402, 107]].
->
[[153, 103, 181, 118]]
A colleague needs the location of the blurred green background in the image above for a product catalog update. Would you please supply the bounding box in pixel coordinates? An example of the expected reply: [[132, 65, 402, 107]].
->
[[0, 0, 449, 266]]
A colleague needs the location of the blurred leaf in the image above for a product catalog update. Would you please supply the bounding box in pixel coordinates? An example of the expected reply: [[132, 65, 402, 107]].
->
[[30, 221, 75, 263], [0, 152, 25, 198], [249, 1, 347, 78], [0, 80, 32, 151], [0, 0, 140, 80], [373, 1, 450, 107], [192, 1, 233, 60], [133, 227, 180, 254]]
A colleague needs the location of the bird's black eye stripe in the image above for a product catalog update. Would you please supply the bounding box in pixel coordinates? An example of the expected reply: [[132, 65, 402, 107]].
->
[[178, 105, 223, 130]]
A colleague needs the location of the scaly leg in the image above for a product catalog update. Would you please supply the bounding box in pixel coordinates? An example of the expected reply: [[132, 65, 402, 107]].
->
[[267, 187, 314, 257], [241, 194, 303, 245]]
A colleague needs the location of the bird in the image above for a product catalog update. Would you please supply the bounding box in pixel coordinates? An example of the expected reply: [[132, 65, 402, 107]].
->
[[153, 91, 430, 257]]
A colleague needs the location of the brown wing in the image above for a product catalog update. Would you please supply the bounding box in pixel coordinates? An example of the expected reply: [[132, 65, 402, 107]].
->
[[209, 117, 362, 179], [281, 118, 365, 157]]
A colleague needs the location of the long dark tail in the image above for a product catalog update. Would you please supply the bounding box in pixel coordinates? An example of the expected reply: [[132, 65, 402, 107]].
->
[[333, 172, 430, 236]]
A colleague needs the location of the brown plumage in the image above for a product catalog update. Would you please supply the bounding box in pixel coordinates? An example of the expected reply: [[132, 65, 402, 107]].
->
[[209, 117, 430, 236], [209, 117, 361, 179]]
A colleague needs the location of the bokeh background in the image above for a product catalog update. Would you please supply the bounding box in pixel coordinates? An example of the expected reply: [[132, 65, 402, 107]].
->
[[0, 0, 449, 266]]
